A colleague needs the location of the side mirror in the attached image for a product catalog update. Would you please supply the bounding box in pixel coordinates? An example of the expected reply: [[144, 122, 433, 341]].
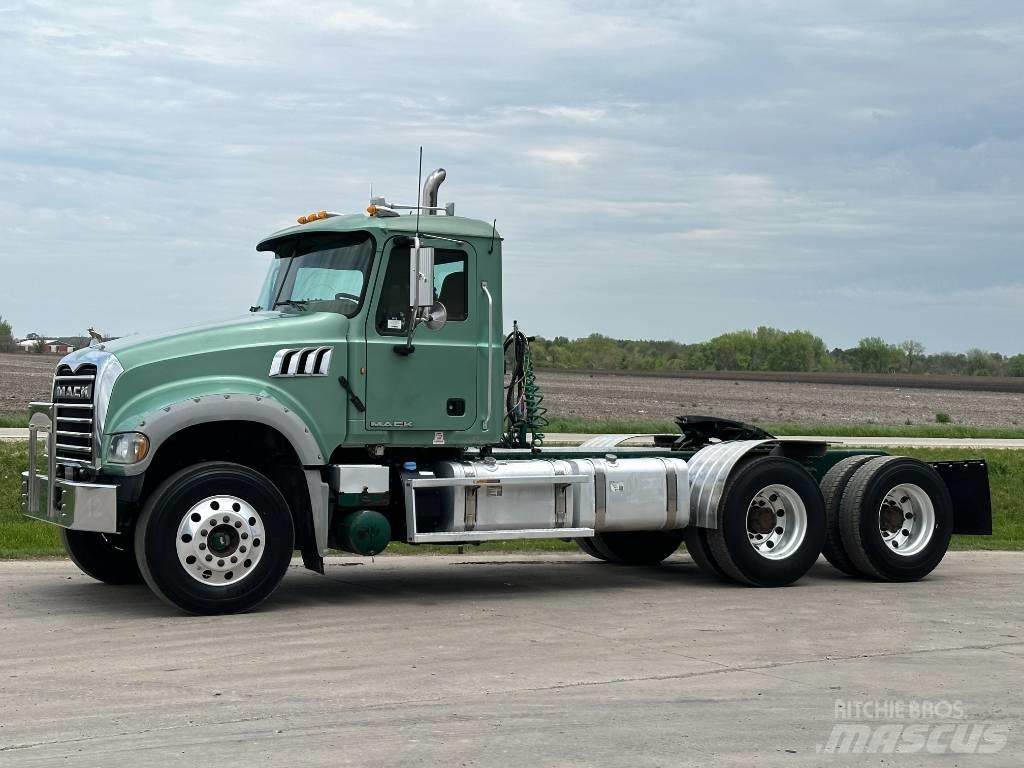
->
[[395, 238, 441, 355], [409, 239, 435, 310]]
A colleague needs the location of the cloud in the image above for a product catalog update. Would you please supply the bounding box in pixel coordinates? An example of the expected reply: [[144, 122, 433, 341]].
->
[[525, 146, 594, 169], [0, 0, 1022, 354]]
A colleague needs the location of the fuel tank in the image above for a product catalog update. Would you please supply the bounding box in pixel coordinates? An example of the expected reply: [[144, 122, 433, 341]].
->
[[423, 456, 689, 534]]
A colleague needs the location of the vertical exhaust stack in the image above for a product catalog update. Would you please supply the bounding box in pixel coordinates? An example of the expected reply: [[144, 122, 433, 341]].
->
[[422, 168, 446, 214]]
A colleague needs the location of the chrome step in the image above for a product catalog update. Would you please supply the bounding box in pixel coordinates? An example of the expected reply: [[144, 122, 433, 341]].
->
[[412, 527, 595, 544]]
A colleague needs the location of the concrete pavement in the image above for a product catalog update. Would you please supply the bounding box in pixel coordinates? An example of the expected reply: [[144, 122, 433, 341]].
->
[[0, 552, 1021, 766]]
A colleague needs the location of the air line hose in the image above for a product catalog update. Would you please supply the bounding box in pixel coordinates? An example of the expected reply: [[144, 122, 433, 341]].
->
[[502, 322, 548, 449]]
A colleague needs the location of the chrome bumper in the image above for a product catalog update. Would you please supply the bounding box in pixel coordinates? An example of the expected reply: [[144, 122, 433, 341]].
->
[[21, 402, 118, 533]]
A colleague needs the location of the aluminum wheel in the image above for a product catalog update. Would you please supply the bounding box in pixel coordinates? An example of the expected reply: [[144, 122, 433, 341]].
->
[[746, 484, 808, 560], [878, 483, 935, 557], [175, 495, 265, 586]]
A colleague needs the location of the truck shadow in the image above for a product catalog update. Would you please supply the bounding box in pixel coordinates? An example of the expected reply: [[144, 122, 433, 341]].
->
[[265, 556, 878, 612], [25, 557, 938, 618]]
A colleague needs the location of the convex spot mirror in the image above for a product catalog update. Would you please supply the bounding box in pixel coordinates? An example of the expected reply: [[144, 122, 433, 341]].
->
[[424, 301, 447, 331]]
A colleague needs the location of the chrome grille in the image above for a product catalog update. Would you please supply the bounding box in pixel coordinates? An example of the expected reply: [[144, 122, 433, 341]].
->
[[53, 364, 96, 465]]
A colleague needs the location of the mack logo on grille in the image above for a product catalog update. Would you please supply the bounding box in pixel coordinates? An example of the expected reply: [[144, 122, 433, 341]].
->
[[55, 384, 93, 401]]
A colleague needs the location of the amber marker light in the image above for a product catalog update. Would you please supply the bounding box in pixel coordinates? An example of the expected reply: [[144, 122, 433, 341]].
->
[[366, 204, 378, 216]]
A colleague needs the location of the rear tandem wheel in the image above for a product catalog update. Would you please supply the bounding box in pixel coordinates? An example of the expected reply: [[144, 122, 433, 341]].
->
[[838, 456, 954, 582], [575, 531, 685, 565], [705, 456, 826, 587]]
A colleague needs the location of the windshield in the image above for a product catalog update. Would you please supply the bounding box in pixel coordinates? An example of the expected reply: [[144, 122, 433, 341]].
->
[[255, 232, 376, 317]]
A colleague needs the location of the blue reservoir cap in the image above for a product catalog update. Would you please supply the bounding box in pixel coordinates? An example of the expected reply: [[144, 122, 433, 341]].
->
[[402, 461, 417, 472]]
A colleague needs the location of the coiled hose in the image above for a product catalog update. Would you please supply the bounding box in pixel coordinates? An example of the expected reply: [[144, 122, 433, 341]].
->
[[502, 322, 548, 449]]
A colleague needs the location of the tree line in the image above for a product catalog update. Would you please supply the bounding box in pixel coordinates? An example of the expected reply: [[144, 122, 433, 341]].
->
[[0, 316, 15, 353], [3, 314, 1021, 377], [529, 328, 1024, 377]]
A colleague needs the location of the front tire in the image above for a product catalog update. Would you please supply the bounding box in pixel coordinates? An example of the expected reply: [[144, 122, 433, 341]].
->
[[134, 462, 294, 615], [707, 456, 826, 587], [61, 529, 143, 584]]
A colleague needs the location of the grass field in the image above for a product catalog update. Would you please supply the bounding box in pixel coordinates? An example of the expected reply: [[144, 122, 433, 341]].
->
[[1, 442, 1019, 559]]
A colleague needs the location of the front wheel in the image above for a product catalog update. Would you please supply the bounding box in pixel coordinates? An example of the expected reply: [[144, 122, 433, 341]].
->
[[134, 462, 295, 615], [61, 529, 143, 584]]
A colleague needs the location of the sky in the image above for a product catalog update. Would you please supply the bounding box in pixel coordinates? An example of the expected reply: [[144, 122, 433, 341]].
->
[[1, 0, 1022, 354]]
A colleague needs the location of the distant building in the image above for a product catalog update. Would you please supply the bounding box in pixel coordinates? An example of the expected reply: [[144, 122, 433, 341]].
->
[[14, 338, 74, 354]]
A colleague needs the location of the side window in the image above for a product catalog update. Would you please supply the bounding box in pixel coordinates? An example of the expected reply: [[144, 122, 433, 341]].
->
[[434, 251, 467, 321], [376, 247, 468, 334]]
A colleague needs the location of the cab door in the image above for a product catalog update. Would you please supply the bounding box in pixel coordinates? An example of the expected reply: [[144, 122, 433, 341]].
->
[[363, 238, 479, 433]]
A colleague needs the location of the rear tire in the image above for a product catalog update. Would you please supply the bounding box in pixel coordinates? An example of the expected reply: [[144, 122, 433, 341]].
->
[[135, 462, 294, 615], [61, 529, 143, 585], [575, 537, 608, 561], [707, 456, 825, 587], [590, 530, 685, 565], [838, 456, 953, 581], [683, 527, 730, 581], [819, 455, 877, 576]]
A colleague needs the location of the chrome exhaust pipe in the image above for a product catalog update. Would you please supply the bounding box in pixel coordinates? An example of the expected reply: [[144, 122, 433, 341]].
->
[[422, 168, 446, 214]]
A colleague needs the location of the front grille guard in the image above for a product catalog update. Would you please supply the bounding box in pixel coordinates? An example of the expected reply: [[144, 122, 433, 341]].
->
[[26, 402, 58, 517]]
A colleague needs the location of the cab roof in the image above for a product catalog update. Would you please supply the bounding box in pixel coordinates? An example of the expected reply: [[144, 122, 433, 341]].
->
[[256, 212, 501, 252]]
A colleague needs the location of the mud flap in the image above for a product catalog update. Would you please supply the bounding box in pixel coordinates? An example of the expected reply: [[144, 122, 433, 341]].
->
[[301, 543, 325, 574], [930, 460, 992, 535], [268, 465, 327, 574]]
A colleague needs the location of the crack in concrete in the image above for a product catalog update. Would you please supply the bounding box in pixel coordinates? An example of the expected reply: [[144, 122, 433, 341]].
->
[[481, 638, 1024, 696]]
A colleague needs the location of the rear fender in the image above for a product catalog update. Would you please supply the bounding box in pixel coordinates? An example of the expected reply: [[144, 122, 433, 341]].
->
[[689, 439, 827, 528]]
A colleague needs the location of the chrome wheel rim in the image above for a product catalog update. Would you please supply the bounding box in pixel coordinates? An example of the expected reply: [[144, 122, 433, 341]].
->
[[878, 483, 935, 557], [176, 495, 265, 586], [746, 484, 807, 560]]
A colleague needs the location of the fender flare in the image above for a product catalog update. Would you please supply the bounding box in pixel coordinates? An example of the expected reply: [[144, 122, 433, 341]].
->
[[689, 439, 827, 528], [114, 392, 325, 475], [113, 393, 331, 557]]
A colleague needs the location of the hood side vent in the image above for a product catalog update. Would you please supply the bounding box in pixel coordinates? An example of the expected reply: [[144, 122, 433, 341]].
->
[[270, 346, 333, 377]]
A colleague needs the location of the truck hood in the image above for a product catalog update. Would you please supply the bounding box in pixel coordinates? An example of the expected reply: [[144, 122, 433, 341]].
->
[[65, 312, 349, 371]]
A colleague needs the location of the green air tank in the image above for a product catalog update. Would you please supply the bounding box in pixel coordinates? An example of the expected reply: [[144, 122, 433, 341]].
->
[[335, 510, 391, 556]]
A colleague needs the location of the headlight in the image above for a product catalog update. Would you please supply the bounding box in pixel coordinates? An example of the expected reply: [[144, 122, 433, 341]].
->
[[107, 432, 150, 464]]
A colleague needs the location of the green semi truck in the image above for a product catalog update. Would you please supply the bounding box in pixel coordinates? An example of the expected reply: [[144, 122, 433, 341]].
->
[[22, 167, 992, 614]]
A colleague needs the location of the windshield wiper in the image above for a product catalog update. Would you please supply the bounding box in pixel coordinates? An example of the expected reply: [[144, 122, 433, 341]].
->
[[273, 299, 309, 312]]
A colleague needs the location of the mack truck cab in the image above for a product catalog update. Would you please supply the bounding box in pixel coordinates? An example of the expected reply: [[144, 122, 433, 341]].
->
[[22, 168, 992, 614]]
